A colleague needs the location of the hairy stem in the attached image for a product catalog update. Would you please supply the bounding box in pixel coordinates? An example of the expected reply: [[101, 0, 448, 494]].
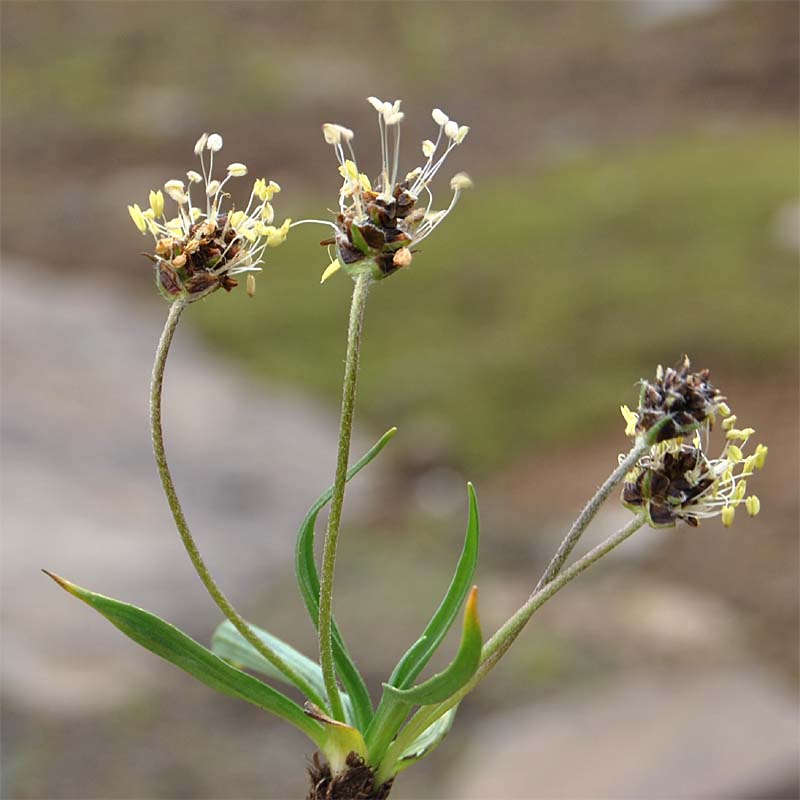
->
[[533, 439, 649, 593], [151, 299, 327, 709], [378, 513, 647, 783], [318, 273, 371, 721]]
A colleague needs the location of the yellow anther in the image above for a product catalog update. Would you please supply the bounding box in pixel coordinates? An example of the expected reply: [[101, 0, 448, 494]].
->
[[266, 218, 290, 247], [734, 481, 747, 501], [253, 178, 268, 202], [754, 444, 768, 470], [358, 173, 372, 192], [228, 210, 245, 229], [718, 402, 731, 417], [722, 414, 737, 430], [128, 203, 147, 234], [339, 160, 360, 182], [320, 258, 342, 284], [246, 273, 256, 298], [726, 445, 744, 462], [745, 495, 761, 517], [721, 505, 735, 528], [149, 190, 165, 218], [620, 405, 638, 437]]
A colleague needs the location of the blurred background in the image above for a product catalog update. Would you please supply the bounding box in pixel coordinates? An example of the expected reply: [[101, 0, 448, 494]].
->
[[2, 1, 798, 798]]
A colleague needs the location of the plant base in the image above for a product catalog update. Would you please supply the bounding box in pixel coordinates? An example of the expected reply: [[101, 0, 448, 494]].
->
[[307, 752, 394, 800]]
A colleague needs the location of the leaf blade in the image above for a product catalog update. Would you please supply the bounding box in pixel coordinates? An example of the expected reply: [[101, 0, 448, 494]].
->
[[44, 571, 325, 747], [211, 619, 357, 727], [381, 587, 482, 706], [387, 483, 481, 690]]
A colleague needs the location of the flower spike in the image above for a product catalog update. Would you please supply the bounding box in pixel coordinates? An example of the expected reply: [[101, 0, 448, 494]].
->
[[128, 133, 289, 302], [317, 97, 471, 282], [621, 357, 765, 528]]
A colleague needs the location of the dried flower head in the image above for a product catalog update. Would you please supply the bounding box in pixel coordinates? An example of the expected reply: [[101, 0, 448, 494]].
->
[[317, 98, 471, 283], [620, 355, 728, 443], [622, 409, 767, 528], [128, 133, 290, 302]]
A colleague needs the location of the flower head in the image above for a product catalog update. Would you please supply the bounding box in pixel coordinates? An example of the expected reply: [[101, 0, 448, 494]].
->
[[621, 363, 766, 528], [620, 355, 727, 444], [128, 133, 289, 302], [318, 98, 471, 283]]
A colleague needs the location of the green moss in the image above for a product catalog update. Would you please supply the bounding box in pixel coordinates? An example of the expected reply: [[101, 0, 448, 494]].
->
[[192, 129, 798, 473]]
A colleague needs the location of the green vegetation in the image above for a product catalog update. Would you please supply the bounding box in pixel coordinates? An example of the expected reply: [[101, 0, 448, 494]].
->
[[192, 129, 798, 474]]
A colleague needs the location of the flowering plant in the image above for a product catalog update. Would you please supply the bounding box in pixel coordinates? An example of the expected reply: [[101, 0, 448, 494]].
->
[[47, 100, 766, 799]]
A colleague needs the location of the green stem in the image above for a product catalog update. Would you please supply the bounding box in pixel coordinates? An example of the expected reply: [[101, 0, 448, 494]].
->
[[150, 299, 328, 710], [533, 439, 649, 593], [377, 513, 647, 783], [318, 273, 371, 722]]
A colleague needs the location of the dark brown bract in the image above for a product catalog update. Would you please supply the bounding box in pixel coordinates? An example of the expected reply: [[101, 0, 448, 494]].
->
[[623, 445, 713, 527], [636, 355, 724, 442], [332, 178, 419, 278], [149, 215, 242, 299]]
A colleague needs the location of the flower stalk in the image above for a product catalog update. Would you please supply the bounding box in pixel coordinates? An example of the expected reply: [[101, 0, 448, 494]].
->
[[318, 272, 372, 721], [150, 299, 327, 710], [533, 437, 651, 593]]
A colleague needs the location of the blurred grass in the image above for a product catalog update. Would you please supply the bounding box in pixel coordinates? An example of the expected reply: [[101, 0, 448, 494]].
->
[[190, 128, 797, 474]]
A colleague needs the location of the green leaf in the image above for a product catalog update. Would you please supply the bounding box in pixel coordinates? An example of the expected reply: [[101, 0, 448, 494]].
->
[[381, 587, 482, 706], [211, 619, 357, 727], [385, 483, 481, 690], [295, 427, 397, 731], [365, 484, 480, 762], [394, 706, 458, 773], [43, 571, 325, 747]]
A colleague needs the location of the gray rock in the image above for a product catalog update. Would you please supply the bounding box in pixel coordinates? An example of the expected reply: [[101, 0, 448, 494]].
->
[[444, 667, 798, 799]]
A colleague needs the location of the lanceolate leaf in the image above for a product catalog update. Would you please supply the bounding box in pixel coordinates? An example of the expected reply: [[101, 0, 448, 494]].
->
[[381, 587, 482, 706], [211, 620, 356, 726], [44, 571, 325, 747], [386, 483, 481, 690], [295, 428, 396, 730], [365, 484, 480, 762]]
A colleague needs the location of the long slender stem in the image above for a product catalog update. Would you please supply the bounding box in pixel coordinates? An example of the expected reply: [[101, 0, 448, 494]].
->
[[150, 299, 327, 710], [318, 273, 371, 722], [378, 514, 647, 783], [532, 439, 649, 594]]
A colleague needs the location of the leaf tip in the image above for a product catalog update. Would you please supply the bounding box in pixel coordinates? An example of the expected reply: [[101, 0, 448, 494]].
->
[[42, 569, 80, 596], [465, 586, 479, 621]]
